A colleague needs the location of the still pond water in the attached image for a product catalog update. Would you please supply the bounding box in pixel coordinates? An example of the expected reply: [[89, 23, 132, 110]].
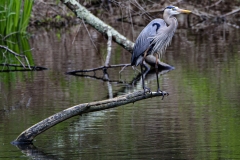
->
[[1, 22, 240, 159]]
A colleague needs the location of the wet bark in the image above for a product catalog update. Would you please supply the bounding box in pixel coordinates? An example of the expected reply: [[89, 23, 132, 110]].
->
[[13, 90, 167, 144]]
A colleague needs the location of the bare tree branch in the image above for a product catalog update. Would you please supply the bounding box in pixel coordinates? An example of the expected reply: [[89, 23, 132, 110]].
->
[[66, 63, 131, 74], [0, 64, 47, 72], [222, 7, 240, 17], [61, 0, 134, 52], [12, 90, 168, 144], [207, 0, 223, 9], [0, 45, 31, 69], [66, 57, 174, 75], [105, 29, 112, 66]]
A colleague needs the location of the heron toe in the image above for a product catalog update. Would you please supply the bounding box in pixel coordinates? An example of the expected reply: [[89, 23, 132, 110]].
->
[[143, 86, 151, 94], [157, 89, 169, 100]]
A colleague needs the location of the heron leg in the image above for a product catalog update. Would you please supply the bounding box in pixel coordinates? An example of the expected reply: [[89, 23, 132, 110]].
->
[[141, 51, 151, 94], [143, 61, 150, 76], [155, 54, 162, 93], [141, 62, 151, 94], [142, 49, 151, 77]]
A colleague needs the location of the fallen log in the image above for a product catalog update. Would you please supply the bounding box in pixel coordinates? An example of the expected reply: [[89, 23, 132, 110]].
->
[[12, 90, 168, 144]]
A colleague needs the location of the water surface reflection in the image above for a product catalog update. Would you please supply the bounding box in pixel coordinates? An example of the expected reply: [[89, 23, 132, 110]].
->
[[0, 24, 240, 159]]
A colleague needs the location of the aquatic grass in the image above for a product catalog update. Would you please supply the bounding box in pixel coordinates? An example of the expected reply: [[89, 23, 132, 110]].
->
[[0, 0, 34, 35], [0, 0, 34, 69], [20, 0, 33, 33], [0, 35, 33, 69]]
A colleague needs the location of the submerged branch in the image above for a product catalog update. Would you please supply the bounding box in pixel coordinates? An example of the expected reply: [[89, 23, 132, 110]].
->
[[13, 90, 168, 144], [0, 45, 31, 69]]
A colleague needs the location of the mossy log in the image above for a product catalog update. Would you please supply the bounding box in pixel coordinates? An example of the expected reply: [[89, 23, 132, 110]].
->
[[61, 0, 134, 52]]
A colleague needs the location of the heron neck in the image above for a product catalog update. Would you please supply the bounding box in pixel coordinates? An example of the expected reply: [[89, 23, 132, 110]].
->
[[163, 14, 178, 32]]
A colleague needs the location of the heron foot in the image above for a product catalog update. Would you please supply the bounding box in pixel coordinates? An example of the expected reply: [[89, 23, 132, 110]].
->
[[157, 89, 169, 100], [143, 87, 151, 95]]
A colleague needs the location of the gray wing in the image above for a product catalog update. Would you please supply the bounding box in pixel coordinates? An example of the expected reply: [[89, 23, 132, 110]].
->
[[131, 19, 167, 66]]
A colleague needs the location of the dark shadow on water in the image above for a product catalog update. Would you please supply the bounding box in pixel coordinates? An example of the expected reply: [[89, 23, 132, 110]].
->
[[12, 143, 60, 160]]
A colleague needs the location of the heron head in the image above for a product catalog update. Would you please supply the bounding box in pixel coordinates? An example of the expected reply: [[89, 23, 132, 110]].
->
[[164, 6, 191, 16]]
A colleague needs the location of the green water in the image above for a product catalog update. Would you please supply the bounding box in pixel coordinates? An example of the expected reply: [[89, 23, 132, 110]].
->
[[0, 25, 240, 159]]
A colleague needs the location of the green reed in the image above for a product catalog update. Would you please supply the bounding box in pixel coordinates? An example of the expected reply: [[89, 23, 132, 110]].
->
[[0, 0, 34, 70], [0, 0, 33, 35]]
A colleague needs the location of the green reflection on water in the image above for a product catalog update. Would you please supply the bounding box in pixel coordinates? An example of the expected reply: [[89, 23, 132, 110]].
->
[[0, 34, 34, 69], [0, 0, 34, 71], [179, 46, 240, 159], [1, 25, 240, 159]]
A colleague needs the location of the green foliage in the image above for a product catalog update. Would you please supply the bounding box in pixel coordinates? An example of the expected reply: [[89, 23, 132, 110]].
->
[[0, 0, 33, 35], [55, 15, 62, 22], [0, 35, 34, 68], [0, 0, 34, 68]]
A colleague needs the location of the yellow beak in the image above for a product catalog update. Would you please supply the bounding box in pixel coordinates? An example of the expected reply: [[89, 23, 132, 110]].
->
[[177, 9, 191, 14]]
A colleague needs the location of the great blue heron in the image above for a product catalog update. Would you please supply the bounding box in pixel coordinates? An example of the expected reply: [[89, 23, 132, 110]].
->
[[131, 6, 191, 94]]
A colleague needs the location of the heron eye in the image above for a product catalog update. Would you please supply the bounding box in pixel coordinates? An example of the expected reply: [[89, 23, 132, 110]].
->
[[172, 8, 176, 11]]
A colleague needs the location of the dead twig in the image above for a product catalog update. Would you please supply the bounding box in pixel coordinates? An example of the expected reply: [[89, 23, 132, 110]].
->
[[82, 18, 98, 51], [222, 7, 240, 17], [0, 45, 31, 69], [0, 64, 47, 72], [206, 0, 223, 9], [66, 63, 131, 74], [119, 64, 131, 74], [72, 23, 82, 44], [116, 0, 183, 22]]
